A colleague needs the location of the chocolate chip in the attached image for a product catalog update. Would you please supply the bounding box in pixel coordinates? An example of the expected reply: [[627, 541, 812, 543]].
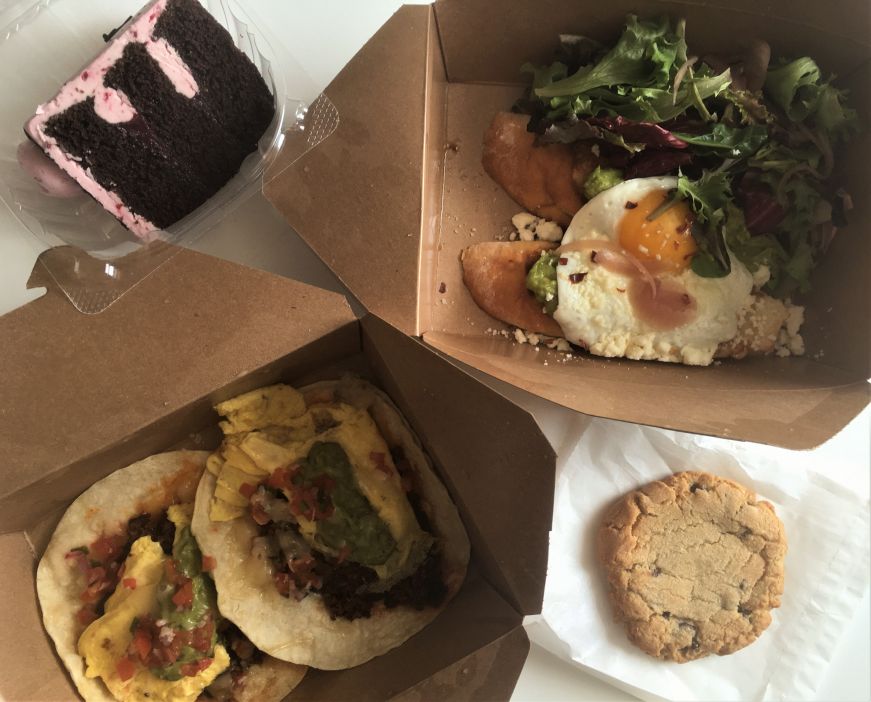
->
[[690, 482, 701, 493], [625, 201, 638, 209], [662, 610, 671, 619], [651, 566, 662, 577], [738, 605, 752, 617]]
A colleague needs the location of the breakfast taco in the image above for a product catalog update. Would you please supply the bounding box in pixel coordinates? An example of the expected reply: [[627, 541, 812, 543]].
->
[[36, 451, 306, 702], [191, 377, 470, 670]]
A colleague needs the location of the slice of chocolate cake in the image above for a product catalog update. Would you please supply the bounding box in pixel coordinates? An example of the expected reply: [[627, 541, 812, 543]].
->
[[24, 0, 275, 238]]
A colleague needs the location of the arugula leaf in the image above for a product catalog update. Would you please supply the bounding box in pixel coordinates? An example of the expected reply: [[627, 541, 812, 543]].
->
[[677, 170, 731, 223], [672, 123, 769, 157]]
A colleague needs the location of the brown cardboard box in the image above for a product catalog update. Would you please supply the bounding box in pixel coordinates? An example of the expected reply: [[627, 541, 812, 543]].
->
[[264, 1, 871, 450], [0, 248, 554, 701]]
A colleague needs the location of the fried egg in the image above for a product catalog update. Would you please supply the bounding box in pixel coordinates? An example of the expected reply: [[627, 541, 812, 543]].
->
[[553, 176, 753, 365]]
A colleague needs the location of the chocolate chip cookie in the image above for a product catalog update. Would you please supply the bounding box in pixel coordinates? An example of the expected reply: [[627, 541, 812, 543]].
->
[[598, 471, 786, 662]]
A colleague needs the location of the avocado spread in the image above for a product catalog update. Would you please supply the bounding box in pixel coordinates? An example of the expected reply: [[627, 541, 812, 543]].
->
[[583, 165, 624, 199], [300, 442, 397, 565], [153, 524, 218, 681], [526, 250, 559, 315]]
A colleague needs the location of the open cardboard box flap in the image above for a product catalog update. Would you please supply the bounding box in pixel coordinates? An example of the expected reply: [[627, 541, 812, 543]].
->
[[263, 2, 871, 450], [0, 248, 554, 700]]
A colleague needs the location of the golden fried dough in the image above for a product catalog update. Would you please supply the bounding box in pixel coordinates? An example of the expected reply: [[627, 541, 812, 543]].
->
[[482, 112, 584, 226], [461, 241, 564, 336]]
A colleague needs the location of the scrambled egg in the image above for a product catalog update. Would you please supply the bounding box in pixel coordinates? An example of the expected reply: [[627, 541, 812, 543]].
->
[[78, 510, 229, 702], [208, 384, 428, 583]]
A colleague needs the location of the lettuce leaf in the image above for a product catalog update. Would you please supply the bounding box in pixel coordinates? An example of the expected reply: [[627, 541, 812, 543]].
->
[[764, 57, 859, 142], [672, 123, 769, 157]]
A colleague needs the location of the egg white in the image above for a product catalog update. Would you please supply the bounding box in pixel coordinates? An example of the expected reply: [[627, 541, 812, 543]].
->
[[553, 177, 753, 365]]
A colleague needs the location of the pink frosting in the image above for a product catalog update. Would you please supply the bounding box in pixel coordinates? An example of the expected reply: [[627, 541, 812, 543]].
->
[[24, 0, 201, 237]]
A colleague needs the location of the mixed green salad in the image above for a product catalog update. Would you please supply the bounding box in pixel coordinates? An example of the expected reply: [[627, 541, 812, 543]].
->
[[514, 16, 858, 298]]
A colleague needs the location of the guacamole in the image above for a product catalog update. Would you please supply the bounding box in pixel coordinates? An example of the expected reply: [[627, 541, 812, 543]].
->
[[526, 250, 559, 315]]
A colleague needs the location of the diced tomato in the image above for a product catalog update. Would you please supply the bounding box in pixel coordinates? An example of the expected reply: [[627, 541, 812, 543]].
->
[[164, 558, 183, 585], [190, 617, 214, 653], [172, 579, 194, 609], [90, 534, 124, 562], [154, 633, 183, 666], [122, 578, 137, 590], [201, 555, 216, 572], [132, 626, 151, 661], [239, 482, 257, 499], [180, 657, 212, 677], [116, 656, 136, 682], [76, 606, 98, 626], [266, 465, 296, 491]]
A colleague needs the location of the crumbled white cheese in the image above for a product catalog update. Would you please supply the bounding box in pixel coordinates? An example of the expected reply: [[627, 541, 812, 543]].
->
[[513, 328, 528, 344], [752, 264, 771, 289], [511, 212, 564, 243], [775, 302, 805, 357]]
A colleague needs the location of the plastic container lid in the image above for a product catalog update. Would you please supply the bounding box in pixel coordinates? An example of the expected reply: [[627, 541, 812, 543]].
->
[[0, 0, 338, 312]]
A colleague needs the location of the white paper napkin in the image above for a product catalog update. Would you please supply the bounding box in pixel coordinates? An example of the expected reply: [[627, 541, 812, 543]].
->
[[540, 417, 870, 702]]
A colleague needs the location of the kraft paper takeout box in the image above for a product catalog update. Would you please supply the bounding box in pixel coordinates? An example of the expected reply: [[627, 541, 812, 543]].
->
[[0, 249, 554, 701], [263, 0, 871, 450]]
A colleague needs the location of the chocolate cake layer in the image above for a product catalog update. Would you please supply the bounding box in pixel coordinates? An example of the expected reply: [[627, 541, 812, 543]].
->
[[44, 98, 210, 229], [154, 0, 275, 148], [105, 42, 251, 194]]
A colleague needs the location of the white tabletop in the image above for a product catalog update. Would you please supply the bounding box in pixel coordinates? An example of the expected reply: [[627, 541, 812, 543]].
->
[[0, 2, 868, 700]]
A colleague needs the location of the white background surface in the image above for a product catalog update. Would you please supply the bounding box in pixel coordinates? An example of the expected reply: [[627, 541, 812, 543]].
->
[[0, 1, 868, 700]]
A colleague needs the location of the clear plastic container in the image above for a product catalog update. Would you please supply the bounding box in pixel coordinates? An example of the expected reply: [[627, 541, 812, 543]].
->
[[0, 0, 338, 312]]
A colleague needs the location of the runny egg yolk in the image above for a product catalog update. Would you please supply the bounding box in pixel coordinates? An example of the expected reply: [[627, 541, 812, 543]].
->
[[618, 190, 697, 272]]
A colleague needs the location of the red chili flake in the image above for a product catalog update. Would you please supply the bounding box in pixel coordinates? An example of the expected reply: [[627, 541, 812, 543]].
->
[[590, 251, 599, 263], [558, 257, 568, 265], [677, 220, 690, 234], [625, 201, 638, 209], [116, 656, 136, 682], [201, 555, 216, 572], [569, 273, 587, 284], [122, 577, 137, 590], [172, 579, 194, 609], [180, 658, 212, 677], [438, 282, 447, 294], [239, 482, 257, 499], [103, 91, 110, 102], [80, 70, 89, 80]]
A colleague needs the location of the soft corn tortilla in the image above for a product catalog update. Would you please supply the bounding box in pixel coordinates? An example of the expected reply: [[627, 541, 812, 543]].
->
[[192, 378, 471, 670], [36, 451, 306, 702]]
